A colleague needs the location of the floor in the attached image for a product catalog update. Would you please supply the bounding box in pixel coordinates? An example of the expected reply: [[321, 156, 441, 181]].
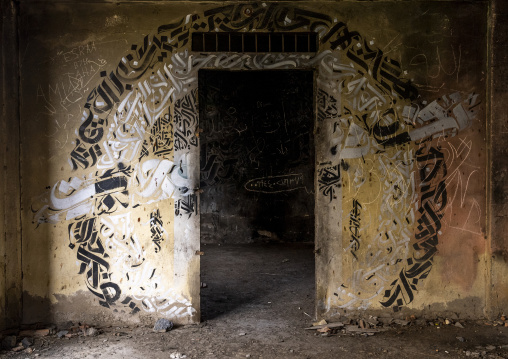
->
[[200, 242, 316, 325], [3, 243, 508, 359]]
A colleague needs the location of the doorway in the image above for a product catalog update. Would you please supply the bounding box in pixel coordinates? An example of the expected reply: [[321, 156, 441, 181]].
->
[[198, 70, 315, 322]]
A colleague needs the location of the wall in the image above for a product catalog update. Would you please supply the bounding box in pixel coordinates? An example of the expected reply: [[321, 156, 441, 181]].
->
[[20, 3, 199, 325], [1, 0, 22, 330], [489, 0, 508, 317], [199, 70, 315, 244], [10, 0, 501, 326]]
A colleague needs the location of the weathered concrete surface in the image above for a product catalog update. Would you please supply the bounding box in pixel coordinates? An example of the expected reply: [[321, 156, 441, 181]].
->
[[18, 2, 195, 326], [489, 0, 508, 318], [5, 0, 496, 327], [0, 0, 22, 330]]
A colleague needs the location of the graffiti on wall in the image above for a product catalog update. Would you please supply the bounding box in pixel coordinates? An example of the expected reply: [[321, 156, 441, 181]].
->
[[36, 41, 108, 145], [318, 165, 341, 202], [32, 3, 482, 318], [334, 91, 480, 311], [150, 209, 166, 253], [347, 199, 362, 260], [380, 144, 447, 311], [244, 174, 305, 194]]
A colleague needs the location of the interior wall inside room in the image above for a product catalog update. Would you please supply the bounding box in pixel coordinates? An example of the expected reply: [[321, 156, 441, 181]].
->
[[199, 70, 315, 244], [1, 0, 22, 330], [4, 0, 502, 328]]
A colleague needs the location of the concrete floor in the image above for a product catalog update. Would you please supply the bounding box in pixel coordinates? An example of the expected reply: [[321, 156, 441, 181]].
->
[[200, 242, 316, 324], [3, 243, 508, 358]]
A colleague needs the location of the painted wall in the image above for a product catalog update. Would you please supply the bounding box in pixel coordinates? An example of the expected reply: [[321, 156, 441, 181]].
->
[[6, 0, 502, 327]]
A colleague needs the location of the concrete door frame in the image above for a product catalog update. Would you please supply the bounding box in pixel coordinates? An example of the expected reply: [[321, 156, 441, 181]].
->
[[172, 51, 333, 321], [196, 67, 317, 320]]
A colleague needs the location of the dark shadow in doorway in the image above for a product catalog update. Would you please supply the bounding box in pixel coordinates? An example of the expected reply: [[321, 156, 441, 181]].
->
[[198, 69, 315, 321]]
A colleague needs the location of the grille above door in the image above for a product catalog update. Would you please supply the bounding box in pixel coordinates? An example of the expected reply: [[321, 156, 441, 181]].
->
[[192, 32, 318, 53]]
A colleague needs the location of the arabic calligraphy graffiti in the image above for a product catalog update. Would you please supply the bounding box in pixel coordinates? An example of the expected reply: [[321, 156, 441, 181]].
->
[[31, 3, 482, 319]]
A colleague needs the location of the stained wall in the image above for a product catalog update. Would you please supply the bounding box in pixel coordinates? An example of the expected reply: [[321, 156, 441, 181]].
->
[[1, 0, 502, 328], [1, 0, 22, 330], [490, 0, 508, 316]]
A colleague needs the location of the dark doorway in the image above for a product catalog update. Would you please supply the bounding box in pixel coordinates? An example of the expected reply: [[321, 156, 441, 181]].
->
[[198, 70, 315, 320]]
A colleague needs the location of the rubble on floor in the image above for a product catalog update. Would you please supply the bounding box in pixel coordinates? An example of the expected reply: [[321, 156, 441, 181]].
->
[[0, 322, 103, 354], [0, 316, 508, 359], [300, 315, 508, 358], [1, 315, 508, 358], [304, 315, 471, 337], [153, 318, 174, 333]]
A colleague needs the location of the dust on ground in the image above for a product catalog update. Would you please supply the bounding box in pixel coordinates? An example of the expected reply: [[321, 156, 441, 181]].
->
[[2, 243, 508, 359]]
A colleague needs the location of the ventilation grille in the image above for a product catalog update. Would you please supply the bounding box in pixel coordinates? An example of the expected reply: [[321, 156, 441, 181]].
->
[[192, 32, 318, 53]]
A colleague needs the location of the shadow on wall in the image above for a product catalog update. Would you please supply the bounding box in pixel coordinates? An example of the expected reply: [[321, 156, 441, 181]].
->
[[21, 2, 485, 325]]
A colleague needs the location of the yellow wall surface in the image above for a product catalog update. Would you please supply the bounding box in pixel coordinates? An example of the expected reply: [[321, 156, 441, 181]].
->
[[10, 1, 495, 326]]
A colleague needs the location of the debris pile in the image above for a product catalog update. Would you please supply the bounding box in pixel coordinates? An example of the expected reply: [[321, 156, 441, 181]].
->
[[306, 317, 386, 336], [482, 315, 508, 327], [463, 344, 508, 358], [305, 315, 471, 337], [0, 322, 101, 354], [0, 318, 179, 355]]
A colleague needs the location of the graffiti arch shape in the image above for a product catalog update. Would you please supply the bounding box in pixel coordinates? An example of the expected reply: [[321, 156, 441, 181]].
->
[[33, 3, 480, 319]]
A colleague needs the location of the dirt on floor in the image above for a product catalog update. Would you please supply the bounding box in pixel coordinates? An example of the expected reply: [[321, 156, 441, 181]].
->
[[2, 243, 508, 359]]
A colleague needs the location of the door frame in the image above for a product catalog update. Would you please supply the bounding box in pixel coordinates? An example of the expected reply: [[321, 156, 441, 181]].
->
[[170, 52, 337, 321]]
